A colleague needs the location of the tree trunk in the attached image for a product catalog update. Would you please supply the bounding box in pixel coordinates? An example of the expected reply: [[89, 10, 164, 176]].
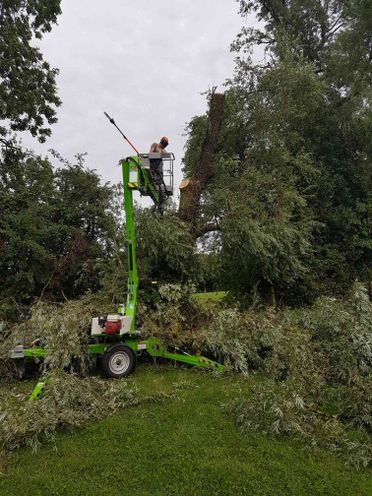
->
[[178, 93, 225, 234]]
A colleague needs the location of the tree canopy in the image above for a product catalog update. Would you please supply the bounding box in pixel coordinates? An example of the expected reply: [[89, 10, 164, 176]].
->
[[0, 0, 371, 310], [0, 149, 120, 314], [0, 0, 61, 143], [179, 0, 371, 304]]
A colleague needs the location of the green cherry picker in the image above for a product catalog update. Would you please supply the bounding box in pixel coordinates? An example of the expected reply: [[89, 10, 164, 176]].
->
[[10, 114, 223, 393]]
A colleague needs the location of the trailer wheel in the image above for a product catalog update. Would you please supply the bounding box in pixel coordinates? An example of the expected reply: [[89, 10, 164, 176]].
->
[[101, 345, 136, 378]]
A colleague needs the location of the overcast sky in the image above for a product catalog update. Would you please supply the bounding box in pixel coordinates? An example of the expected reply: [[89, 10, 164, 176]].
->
[[22, 0, 248, 204]]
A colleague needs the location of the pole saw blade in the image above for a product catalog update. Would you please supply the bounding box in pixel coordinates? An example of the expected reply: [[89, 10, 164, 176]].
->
[[104, 111, 115, 125]]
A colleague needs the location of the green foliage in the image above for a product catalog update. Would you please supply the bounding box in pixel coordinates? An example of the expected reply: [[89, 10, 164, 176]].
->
[[23, 300, 94, 374], [0, 1, 371, 476], [1, 283, 371, 469], [235, 0, 347, 66], [0, 0, 62, 142], [195, 254, 222, 292], [0, 150, 117, 306], [0, 321, 22, 381], [219, 161, 315, 300], [232, 380, 372, 469], [0, 293, 113, 382], [0, 151, 202, 312], [225, 39, 371, 298], [0, 295, 137, 455], [136, 208, 198, 283], [0, 372, 136, 454], [139, 282, 372, 467], [230, 284, 372, 467], [180, 0, 371, 302], [140, 283, 203, 344], [294, 283, 372, 386], [182, 115, 208, 177]]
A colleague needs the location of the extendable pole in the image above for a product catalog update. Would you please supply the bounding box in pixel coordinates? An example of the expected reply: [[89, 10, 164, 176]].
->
[[104, 111, 140, 155]]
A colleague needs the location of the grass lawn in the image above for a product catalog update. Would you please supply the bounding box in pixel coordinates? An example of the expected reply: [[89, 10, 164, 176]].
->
[[0, 364, 371, 496], [193, 291, 227, 303]]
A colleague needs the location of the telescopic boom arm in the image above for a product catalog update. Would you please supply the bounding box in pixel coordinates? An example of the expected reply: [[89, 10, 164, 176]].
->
[[122, 157, 138, 333]]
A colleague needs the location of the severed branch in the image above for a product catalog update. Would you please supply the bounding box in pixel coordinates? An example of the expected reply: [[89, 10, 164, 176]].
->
[[194, 221, 220, 240]]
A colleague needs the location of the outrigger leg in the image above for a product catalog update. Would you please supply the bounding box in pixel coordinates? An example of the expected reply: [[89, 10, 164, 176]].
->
[[144, 337, 224, 371]]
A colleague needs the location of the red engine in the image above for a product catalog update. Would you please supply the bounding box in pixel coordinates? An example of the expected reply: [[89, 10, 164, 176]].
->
[[96, 315, 122, 335], [104, 320, 122, 335]]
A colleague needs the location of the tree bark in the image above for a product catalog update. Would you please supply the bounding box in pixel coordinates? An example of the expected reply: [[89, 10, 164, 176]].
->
[[178, 93, 225, 234]]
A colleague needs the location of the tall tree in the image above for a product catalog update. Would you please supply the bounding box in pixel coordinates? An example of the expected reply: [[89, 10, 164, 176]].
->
[[0, 0, 62, 144], [0, 150, 117, 307], [180, 0, 371, 303]]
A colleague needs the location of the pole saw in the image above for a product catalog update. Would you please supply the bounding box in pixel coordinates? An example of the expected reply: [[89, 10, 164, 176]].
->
[[104, 111, 140, 155], [104, 111, 171, 213]]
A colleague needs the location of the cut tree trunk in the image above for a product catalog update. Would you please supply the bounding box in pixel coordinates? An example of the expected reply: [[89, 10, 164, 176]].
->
[[178, 93, 225, 235]]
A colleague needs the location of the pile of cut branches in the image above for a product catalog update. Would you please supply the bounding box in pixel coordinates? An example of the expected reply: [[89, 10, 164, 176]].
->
[[229, 284, 372, 468], [0, 295, 138, 458], [140, 282, 372, 468]]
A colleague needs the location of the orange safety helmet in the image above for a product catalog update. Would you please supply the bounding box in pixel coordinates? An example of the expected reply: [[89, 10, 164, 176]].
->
[[160, 136, 169, 147]]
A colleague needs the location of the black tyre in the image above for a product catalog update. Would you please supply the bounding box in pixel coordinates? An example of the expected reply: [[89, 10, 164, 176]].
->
[[101, 345, 136, 378]]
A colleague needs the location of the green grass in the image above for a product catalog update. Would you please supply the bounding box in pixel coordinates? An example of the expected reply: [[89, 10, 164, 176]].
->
[[193, 291, 227, 303], [0, 365, 371, 496]]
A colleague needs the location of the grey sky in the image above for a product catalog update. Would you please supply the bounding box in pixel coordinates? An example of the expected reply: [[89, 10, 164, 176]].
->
[[23, 0, 245, 204]]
